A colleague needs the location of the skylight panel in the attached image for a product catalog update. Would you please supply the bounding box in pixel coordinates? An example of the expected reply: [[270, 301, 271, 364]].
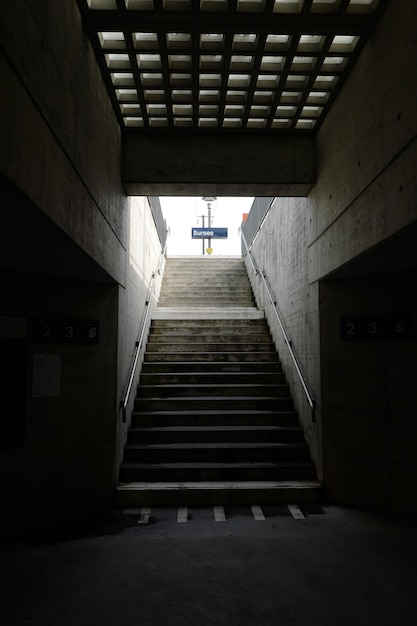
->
[[347, 0, 378, 14], [99, 32, 126, 49], [233, 34, 258, 50], [265, 34, 291, 51], [137, 54, 162, 69], [273, 0, 303, 13], [237, 0, 266, 10], [329, 36, 359, 53], [200, 33, 224, 50], [126, 0, 154, 8], [163, 0, 192, 10], [166, 33, 192, 49], [88, 0, 117, 8], [200, 0, 228, 10], [134, 33, 158, 50]]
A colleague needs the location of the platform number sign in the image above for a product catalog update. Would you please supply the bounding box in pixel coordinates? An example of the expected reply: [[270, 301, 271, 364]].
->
[[34, 318, 100, 343], [340, 316, 361, 339], [362, 316, 384, 338], [340, 314, 410, 340]]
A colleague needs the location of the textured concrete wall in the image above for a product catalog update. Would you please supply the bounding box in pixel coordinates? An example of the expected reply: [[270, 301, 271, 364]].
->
[[115, 197, 165, 480], [245, 198, 322, 475], [309, 0, 417, 282], [320, 272, 417, 517], [0, 0, 127, 284], [247, 0, 417, 515], [0, 2, 163, 534], [123, 133, 315, 197]]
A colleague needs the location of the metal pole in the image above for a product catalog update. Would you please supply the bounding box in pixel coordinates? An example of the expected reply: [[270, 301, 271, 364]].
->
[[202, 196, 216, 255], [207, 201, 211, 252]]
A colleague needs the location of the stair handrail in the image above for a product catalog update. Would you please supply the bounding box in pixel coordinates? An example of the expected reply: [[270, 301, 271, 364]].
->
[[241, 230, 316, 422], [120, 236, 168, 423]]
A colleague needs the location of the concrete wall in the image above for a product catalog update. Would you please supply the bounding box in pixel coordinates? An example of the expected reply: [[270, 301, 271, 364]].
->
[[0, 2, 164, 535], [115, 197, 165, 479], [123, 133, 315, 197], [0, 277, 119, 533], [0, 0, 127, 283], [309, 0, 417, 283], [246, 0, 417, 516], [320, 272, 417, 517], [245, 198, 322, 475]]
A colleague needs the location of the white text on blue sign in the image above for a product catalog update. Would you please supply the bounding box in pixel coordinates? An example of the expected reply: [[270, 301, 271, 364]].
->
[[192, 227, 228, 239]]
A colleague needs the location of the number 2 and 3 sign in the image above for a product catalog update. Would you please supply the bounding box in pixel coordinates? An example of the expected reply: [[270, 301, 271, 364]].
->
[[34, 318, 100, 343], [340, 314, 410, 340]]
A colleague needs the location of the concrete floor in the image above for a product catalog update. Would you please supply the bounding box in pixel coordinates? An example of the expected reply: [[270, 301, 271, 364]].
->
[[1, 504, 417, 626]]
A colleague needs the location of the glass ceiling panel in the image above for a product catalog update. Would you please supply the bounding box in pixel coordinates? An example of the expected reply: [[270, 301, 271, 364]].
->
[[77, 0, 387, 132]]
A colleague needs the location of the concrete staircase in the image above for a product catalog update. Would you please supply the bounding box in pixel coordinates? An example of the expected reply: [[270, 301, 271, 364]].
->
[[157, 256, 255, 308], [116, 256, 320, 506]]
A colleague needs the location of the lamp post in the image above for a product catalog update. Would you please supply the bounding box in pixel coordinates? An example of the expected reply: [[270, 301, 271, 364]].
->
[[202, 196, 216, 254], [197, 214, 206, 255]]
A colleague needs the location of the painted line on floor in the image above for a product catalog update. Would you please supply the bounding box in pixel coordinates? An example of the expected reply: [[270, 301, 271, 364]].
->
[[287, 504, 305, 519], [213, 505, 226, 522], [251, 504, 266, 521], [138, 507, 152, 525], [177, 507, 188, 523]]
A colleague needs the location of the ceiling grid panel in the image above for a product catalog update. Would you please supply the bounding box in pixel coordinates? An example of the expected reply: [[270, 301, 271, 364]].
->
[[77, 0, 388, 133]]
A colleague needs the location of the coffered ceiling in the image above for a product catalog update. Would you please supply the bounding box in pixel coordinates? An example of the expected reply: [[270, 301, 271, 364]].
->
[[76, 0, 387, 135]]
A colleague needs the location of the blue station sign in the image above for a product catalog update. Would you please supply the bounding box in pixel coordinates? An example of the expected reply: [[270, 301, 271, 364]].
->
[[192, 227, 228, 239]]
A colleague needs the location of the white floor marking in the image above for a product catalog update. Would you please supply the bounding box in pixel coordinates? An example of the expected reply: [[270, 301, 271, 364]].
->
[[138, 507, 152, 524], [177, 507, 188, 523], [251, 504, 266, 521], [213, 505, 226, 522], [287, 504, 305, 519]]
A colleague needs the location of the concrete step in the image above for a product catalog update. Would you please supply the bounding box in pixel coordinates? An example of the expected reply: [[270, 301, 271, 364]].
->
[[115, 480, 322, 506], [137, 384, 290, 398], [144, 351, 280, 363], [151, 319, 268, 328], [127, 425, 305, 444], [119, 461, 318, 483], [162, 265, 249, 271], [162, 267, 247, 274], [134, 396, 294, 412], [139, 372, 286, 385], [141, 361, 283, 373], [131, 410, 299, 428], [164, 258, 244, 266], [161, 287, 249, 293], [147, 333, 272, 343], [149, 330, 271, 340], [161, 281, 252, 290], [158, 299, 255, 307], [123, 442, 311, 464], [158, 297, 255, 304], [160, 276, 252, 283], [159, 286, 252, 293], [146, 342, 275, 353], [153, 308, 264, 320]]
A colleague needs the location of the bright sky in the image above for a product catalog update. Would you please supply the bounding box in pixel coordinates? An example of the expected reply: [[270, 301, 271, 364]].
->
[[160, 196, 254, 256]]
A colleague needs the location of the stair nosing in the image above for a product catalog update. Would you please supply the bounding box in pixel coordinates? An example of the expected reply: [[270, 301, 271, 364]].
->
[[125, 442, 308, 450], [117, 480, 321, 490]]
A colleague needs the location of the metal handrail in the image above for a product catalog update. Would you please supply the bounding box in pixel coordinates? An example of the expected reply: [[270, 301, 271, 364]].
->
[[120, 237, 168, 423], [241, 230, 316, 422]]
